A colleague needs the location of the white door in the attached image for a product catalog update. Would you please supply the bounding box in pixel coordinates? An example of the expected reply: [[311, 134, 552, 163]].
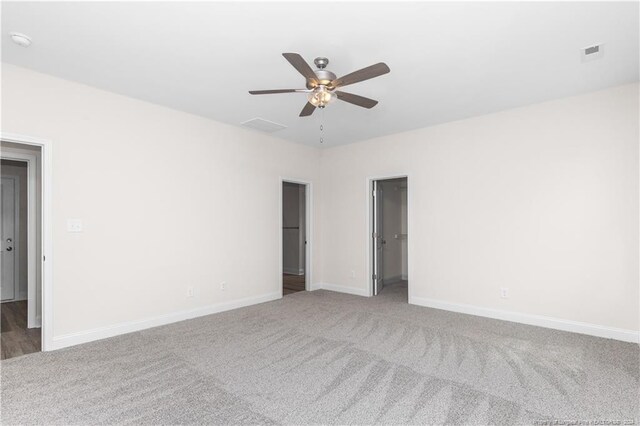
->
[[372, 181, 385, 295], [1, 176, 17, 301]]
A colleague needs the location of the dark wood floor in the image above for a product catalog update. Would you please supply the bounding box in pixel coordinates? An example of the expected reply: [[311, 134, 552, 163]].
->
[[1, 301, 41, 360], [283, 274, 305, 295]]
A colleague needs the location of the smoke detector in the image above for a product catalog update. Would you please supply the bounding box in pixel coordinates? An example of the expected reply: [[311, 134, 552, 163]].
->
[[581, 43, 604, 62], [10, 32, 32, 48]]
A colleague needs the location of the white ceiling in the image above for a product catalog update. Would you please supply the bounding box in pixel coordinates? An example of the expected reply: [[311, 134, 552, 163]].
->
[[2, 2, 638, 147]]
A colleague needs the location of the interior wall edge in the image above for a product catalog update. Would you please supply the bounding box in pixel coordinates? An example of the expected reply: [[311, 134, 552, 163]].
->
[[49, 291, 281, 351], [410, 295, 639, 343], [320, 81, 640, 154]]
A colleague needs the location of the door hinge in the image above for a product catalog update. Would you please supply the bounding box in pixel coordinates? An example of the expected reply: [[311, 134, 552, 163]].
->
[[372, 189, 376, 197], [43, 255, 46, 261], [372, 274, 377, 280], [372, 232, 378, 239]]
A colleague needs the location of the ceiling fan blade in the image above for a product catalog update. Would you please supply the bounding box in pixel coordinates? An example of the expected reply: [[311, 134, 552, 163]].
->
[[299, 102, 316, 117], [283, 53, 319, 85], [335, 91, 379, 109], [331, 63, 390, 88], [249, 89, 308, 95]]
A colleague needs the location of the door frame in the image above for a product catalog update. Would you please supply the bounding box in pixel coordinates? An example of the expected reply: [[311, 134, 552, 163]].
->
[[0, 175, 20, 303], [279, 177, 313, 297], [367, 174, 410, 298], [1, 132, 53, 350]]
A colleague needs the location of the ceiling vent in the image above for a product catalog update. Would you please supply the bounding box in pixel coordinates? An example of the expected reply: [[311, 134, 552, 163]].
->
[[241, 118, 287, 133], [582, 43, 604, 62]]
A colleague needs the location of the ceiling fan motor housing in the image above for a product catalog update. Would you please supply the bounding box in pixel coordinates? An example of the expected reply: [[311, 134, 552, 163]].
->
[[303, 57, 336, 88], [307, 69, 337, 88]]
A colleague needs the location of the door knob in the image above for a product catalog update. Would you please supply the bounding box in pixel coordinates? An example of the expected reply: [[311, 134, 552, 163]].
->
[[6, 247, 12, 252]]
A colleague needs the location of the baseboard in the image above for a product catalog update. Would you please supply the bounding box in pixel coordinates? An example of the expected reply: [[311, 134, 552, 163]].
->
[[283, 268, 304, 276], [49, 292, 281, 351], [314, 282, 369, 297], [410, 296, 639, 343]]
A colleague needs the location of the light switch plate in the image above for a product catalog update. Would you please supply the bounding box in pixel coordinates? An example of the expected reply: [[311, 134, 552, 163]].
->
[[67, 219, 83, 233]]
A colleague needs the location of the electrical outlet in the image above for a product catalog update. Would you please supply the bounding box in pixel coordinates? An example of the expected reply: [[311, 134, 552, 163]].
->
[[500, 287, 509, 299], [187, 286, 194, 298], [220, 281, 227, 291]]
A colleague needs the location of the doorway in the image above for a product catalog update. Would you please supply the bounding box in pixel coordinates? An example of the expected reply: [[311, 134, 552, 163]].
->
[[371, 177, 408, 300], [282, 181, 308, 296], [1, 170, 21, 302], [1, 148, 42, 359]]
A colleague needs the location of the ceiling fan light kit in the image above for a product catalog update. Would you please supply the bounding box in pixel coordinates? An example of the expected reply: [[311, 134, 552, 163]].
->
[[249, 53, 390, 117], [308, 86, 336, 108]]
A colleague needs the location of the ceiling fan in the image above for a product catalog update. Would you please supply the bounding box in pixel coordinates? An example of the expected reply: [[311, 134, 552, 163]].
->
[[249, 53, 390, 117]]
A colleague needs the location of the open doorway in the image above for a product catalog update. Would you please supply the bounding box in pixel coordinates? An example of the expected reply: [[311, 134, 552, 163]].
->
[[371, 177, 408, 300], [282, 181, 307, 296], [1, 142, 43, 359]]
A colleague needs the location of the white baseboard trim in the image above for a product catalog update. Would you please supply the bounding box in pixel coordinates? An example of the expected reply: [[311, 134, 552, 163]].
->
[[314, 282, 369, 297], [49, 292, 281, 351], [283, 268, 304, 276], [410, 296, 639, 343]]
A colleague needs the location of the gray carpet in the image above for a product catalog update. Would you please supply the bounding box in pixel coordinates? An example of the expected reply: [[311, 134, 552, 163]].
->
[[1, 282, 638, 425]]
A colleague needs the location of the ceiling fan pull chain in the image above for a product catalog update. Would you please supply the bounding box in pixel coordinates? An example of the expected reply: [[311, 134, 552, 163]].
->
[[319, 108, 325, 144]]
